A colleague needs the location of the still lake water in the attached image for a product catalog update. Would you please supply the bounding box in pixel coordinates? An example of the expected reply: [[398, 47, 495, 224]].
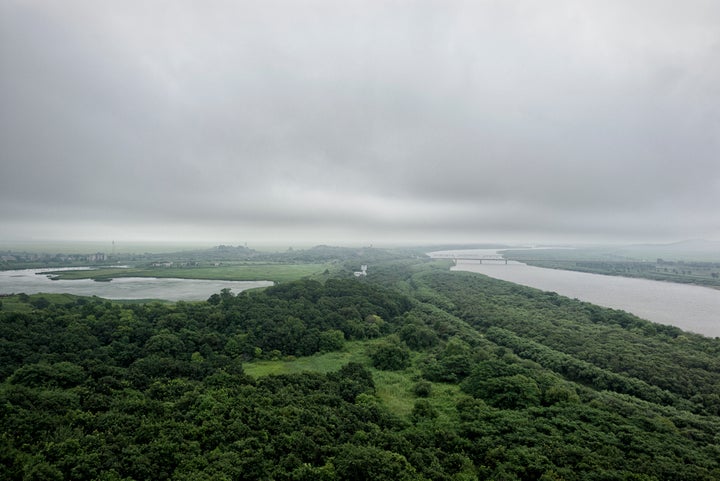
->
[[0, 268, 273, 301], [429, 249, 720, 338]]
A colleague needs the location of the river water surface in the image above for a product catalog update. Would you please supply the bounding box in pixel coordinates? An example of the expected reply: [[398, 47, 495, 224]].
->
[[0, 268, 273, 301], [429, 249, 720, 338]]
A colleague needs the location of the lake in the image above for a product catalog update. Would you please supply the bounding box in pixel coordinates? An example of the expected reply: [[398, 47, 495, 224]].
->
[[0, 268, 273, 301], [429, 249, 720, 338]]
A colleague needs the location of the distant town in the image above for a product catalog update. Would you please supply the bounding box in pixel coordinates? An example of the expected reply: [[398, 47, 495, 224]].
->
[[1, 251, 108, 264]]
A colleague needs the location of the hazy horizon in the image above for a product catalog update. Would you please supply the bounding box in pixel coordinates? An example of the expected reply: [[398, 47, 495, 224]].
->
[[3, 238, 719, 257], [2, 1, 719, 245]]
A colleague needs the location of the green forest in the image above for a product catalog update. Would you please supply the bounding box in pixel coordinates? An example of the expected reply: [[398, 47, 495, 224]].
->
[[1, 254, 720, 480]]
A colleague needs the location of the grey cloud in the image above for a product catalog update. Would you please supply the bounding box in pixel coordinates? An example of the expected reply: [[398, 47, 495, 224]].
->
[[1, 0, 719, 244]]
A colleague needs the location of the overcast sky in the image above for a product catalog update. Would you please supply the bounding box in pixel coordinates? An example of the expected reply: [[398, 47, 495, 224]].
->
[[1, 1, 719, 246]]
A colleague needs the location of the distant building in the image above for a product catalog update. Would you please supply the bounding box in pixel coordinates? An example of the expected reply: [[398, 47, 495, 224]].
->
[[353, 265, 368, 277], [87, 253, 107, 262], [151, 261, 174, 267]]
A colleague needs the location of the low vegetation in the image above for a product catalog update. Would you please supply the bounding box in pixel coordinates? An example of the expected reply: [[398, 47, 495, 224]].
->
[[44, 263, 330, 283], [1, 251, 719, 480]]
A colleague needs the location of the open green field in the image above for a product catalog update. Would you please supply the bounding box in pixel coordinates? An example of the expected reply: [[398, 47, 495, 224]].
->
[[46, 263, 330, 283], [244, 340, 462, 421], [243, 341, 370, 377]]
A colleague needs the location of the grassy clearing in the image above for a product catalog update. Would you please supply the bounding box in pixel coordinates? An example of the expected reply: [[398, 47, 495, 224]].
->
[[371, 353, 463, 422], [372, 368, 418, 417], [426, 382, 464, 423], [243, 340, 462, 421], [243, 341, 369, 377], [47, 263, 329, 283]]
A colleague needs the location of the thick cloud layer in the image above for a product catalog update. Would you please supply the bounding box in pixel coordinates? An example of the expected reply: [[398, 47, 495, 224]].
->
[[2, 1, 719, 244]]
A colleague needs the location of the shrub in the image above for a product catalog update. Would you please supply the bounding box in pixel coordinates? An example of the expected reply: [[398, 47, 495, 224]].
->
[[370, 338, 411, 371]]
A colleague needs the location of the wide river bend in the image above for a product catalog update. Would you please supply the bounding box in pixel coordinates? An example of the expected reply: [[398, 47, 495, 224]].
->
[[429, 249, 720, 338]]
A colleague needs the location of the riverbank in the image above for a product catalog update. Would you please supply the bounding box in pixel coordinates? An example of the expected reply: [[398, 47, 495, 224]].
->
[[449, 257, 720, 338], [503, 247, 720, 290], [510, 259, 720, 290], [429, 248, 720, 337]]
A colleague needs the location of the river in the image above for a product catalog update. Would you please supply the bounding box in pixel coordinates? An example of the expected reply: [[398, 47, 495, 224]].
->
[[0, 268, 273, 301], [429, 249, 720, 338]]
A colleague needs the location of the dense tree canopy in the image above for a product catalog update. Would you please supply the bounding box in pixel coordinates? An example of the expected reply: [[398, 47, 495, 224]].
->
[[1, 259, 720, 480]]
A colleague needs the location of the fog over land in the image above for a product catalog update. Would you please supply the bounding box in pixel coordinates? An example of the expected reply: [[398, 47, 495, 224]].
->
[[1, 1, 719, 245]]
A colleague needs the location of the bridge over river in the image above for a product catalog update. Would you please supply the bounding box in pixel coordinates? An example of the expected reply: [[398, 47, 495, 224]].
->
[[431, 254, 511, 264]]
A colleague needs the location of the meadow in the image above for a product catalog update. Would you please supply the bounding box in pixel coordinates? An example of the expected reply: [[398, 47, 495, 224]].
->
[[45, 263, 330, 283]]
